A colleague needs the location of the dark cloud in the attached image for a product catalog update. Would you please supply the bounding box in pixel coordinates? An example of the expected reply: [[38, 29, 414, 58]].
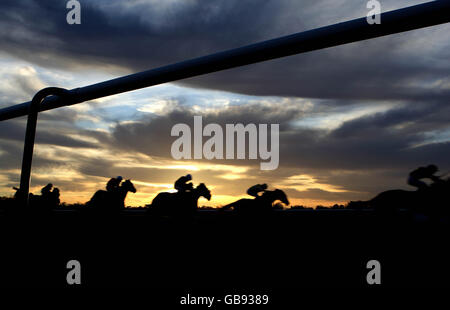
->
[[280, 124, 450, 173], [0, 139, 23, 170], [0, 0, 448, 101], [0, 119, 99, 148], [104, 100, 450, 199], [108, 101, 450, 169], [110, 101, 303, 159]]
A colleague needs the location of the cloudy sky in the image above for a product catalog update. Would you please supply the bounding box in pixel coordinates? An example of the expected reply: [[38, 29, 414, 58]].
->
[[0, 0, 449, 207]]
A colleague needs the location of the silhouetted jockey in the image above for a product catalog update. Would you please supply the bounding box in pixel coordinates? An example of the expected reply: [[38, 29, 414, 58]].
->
[[247, 183, 268, 197], [174, 174, 193, 193], [106, 176, 123, 192], [41, 183, 59, 202], [38, 184, 60, 208], [50, 188, 60, 206], [408, 164, 440, 190], [41, 183, 53, 196]]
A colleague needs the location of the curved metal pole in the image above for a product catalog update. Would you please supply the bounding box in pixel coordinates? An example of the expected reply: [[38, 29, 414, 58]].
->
[[18, 87, 70, 207]]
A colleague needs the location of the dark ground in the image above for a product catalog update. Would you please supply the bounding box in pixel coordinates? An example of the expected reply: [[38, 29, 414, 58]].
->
[[0, 208, 448, 293]]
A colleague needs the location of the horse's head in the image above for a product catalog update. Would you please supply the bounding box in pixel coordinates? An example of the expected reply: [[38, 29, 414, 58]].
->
[[274, 189, 289, 206], [196, 183, 211, 201], [121, 179, 137, 193]]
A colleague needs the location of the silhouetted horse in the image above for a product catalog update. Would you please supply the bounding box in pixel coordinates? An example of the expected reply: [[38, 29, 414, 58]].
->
[[87, 179, 136, 212], [12, 185, 60, 212], [150, 183, 211, 216], [221, 189, 289, 213], [369, 178, 450, 217]]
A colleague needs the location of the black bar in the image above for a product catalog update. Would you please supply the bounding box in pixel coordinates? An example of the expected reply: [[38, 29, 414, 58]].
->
[[0, 0, 449, 122]]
